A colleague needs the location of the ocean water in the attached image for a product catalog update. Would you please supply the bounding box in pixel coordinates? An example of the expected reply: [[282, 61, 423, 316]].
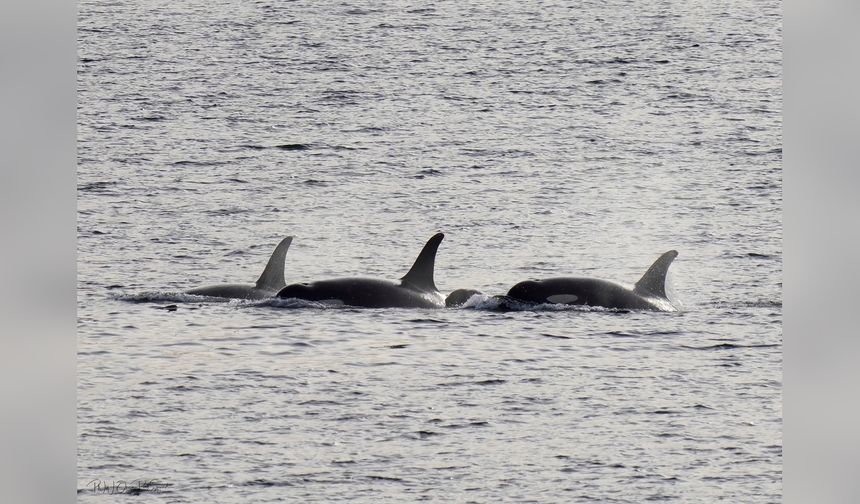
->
[[77, 0, 782, 502]]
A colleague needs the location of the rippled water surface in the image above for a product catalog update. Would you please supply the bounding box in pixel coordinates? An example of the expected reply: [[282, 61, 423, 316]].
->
[[78, 0, 782, 502]]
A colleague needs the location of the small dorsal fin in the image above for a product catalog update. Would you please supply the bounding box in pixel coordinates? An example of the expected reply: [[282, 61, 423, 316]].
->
[[400, 233, 444, 292], [633, 250, 678, 299], [255, 236, 293, 291]]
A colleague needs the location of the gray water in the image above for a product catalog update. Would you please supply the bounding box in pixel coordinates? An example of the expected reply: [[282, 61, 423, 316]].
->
[[77, 0, 782, 502]]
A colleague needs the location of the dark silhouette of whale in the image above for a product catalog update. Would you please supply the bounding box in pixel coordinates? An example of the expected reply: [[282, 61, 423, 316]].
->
[[185, 236, 293, 300], [444, 289, 527, 311], [445, 288, 485, 307], [505, 250, 679, 311], [277, 233, 445, 308]]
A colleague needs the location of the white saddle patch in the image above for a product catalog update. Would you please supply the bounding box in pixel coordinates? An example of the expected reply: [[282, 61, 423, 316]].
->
[[546, 294, 579, 304], [321, 299, 345, 306]]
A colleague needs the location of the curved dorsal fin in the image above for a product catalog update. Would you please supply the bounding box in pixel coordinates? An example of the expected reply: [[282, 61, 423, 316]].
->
[[400, 233, 444, 292], [255, 236, 293, 291], [633, 250, 678, 299]]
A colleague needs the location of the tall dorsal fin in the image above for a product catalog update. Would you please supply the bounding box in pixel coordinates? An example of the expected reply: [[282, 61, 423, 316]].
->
[[400, 233, 444, 292], [633, 250, 678, 299], [255, 236, 293, 291]]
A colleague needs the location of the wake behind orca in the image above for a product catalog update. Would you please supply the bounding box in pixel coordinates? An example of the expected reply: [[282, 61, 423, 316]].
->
[[277, 233, 445, 308], [505, 250, 679, 311], [185, 236, 293, 300]]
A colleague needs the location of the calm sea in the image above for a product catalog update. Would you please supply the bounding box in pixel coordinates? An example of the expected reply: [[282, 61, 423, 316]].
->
[[77, 0, 782, 501]]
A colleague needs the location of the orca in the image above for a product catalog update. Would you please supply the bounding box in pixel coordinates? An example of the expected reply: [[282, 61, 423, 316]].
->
[[185, 236, 293, 300], [444, 289, 526, 311], [445, 288, 485, 307], [505, 250, 679, 311], [277, 233, 445, 308]]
